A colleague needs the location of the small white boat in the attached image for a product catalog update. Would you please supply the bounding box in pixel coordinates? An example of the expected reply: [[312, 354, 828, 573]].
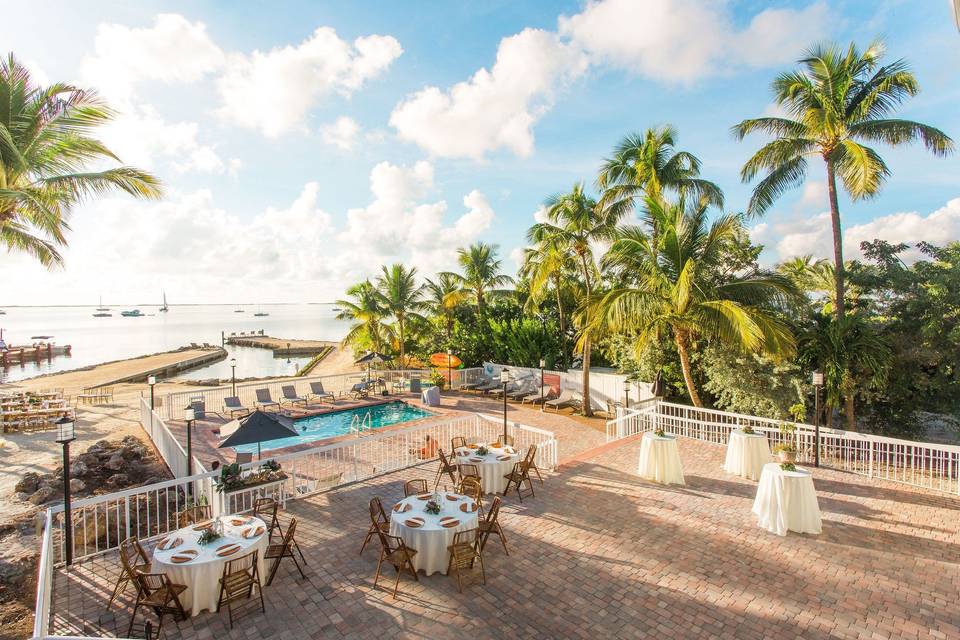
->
[[121, 309, 144, 317], [253, 304, 269, 317], [159, 291, 169, 313]]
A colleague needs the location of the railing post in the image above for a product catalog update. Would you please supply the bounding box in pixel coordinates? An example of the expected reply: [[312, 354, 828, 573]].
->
[[868, 441, 874, 478], [124, 495, 131, 540]]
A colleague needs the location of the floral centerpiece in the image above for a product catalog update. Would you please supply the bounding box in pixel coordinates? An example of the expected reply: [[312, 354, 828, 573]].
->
[[742, 425, 755, 435], [215, 461, 287, 493], [779, 462, 797, 472], [773, 443, 798, 463], [476, 445, 490, 456], [197, 527, 222, 546], [424, 499, 441, 515], [654, 427, 666, 437]]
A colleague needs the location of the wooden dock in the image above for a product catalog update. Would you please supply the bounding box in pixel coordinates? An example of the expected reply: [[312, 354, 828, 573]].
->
[[225, 335, 337, 356], [1, 343, 72, 366]]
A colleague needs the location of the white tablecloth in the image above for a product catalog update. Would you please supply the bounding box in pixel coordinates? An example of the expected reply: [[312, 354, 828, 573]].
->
[[455, 442, 521, 494], [389, 492, 479, 575], [637, 433, 685, 485], [723, 431, 772, 481], [152, 515, 269, 615], [752, 463, 822, 536]]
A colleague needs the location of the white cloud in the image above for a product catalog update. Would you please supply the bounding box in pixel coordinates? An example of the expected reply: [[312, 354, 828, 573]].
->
[[320, 116, 361, 150], [80, 13, 224, 105], [217, 27, 401, 137], [389, 28, 587, 159], [751, 197, 960, 264], [559, 0, 829, 83]]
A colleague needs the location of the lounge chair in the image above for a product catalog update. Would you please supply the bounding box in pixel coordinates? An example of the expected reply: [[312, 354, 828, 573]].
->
[[544, 389, 583, 412], [223, 396, 251, 418], [461, 376, 492, 392], [254, 388, 280, 412], [475, 380, 502, 394], [521, 389, 557, 405], [489, 382, 520, 399], [280, 385, 308, 408], [506, 384, 536, 400], [306, 381, 335, 404], [349, 382, 369, 399]]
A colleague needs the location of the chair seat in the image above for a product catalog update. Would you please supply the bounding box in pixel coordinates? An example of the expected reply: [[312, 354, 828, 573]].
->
[[142, 584, 187, 606], [220, 572, 256, 591], [264, 544, 287, 559], [133, 561, 152, 574], [386, 548, 417, 564], [478, 521, 497, 533], [503, 471, 524, 481]]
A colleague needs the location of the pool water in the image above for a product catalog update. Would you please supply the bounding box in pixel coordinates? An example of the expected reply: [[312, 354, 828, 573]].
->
[[232, 401, 435, 454]]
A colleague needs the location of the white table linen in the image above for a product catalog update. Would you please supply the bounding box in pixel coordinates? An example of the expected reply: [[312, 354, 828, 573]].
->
[[637, 433, 685, 485], [389, 492, 479, 576], [752, 463, 822, 536], [455, 442, 521, 494], [723, 431, 772, 481], [152, 515, 269, 615]]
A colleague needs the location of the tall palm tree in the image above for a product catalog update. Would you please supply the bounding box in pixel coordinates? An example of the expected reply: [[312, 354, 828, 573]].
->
[[595, 198, 797, 407], [335, 280, 389, 353], [519, 242, 577, 369], [733, 40, 953, 321], [376, 264, 426, 367], [530, 183, 623, 416], [452, 242, 514, 319], [0, 53, 162, 266], [423, 272, 467, 342]]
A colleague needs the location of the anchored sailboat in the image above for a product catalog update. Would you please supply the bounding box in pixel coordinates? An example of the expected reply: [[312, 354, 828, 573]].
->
[[93, 296, 111, 317], [160, 291, 169, 312]]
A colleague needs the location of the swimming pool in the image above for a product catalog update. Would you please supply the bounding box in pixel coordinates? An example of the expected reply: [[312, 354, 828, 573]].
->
[[232, 401, 435, 454]]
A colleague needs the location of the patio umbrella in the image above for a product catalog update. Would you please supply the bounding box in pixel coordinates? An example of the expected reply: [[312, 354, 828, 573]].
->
[[217, 410, 298, 460], [651, 370, 665, 398], [355, 351, 392, 381]]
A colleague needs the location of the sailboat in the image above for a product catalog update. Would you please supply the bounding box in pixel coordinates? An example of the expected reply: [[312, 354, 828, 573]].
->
[[159, 291, 169, 312], [254, 304, 269, 317], [96, 296, 110, 311], [93, 296, 111, 317], [234, 305, 245, 313]]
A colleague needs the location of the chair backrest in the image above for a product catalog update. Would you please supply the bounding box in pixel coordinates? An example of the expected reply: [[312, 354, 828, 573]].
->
[[255, 388, 272, 402], [459, 477, 482, 502], [281, 385, 298, 399], [369, 496, 387, 525], [253, 497, 278, 521], [485, 496, 502, 525], [235, 452, 253, 464], [437, 448, 453, 469], [350, 383, 363, 392], [222, 549, 258, 584], [524, 443, 538, 468], [283, 517, 298, 549], [224, 396, 242, 408], [404, 479, 428, 497], [177, 504, 212, 528], [451, 436, 467, 452], [310, 381, 325, 394], [459, 463, 480, 480], [119, 537, 144, 578], [136, 572, 169, 597]]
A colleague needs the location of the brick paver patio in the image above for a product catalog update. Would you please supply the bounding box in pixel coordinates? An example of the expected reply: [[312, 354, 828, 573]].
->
[[49, 432, 960, 639]]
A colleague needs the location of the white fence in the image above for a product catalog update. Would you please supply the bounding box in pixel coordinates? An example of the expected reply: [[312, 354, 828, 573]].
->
[[139, 398, 188, 477], [606, 400, 960, 495]]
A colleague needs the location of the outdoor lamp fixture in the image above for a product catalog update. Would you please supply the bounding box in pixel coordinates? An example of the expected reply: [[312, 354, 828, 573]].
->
[[446, 349, 453, 392], [811, 370, 824, 467], [624, 378, 631, 410], [539, 358, 546, 412], [55, 415, 76, 565], [500, 369, 510, 442], [184, 406, 196, 496], [147, 375, 157, 410], [230, 358, 237, 396]]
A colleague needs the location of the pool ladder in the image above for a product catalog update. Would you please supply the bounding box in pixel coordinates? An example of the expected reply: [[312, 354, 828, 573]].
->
[[350, 411, 373, 437]]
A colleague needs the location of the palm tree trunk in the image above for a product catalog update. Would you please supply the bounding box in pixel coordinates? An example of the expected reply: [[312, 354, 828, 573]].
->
[[578, 254, 593, 417], [553, 274, 567, 369], [844, 394, 856, 431], [674, 331, 702, 407], [398, 317, 405, 369], [825, 158, 846, 320]]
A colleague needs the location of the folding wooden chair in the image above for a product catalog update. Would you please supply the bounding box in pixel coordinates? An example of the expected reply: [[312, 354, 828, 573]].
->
[[450, 436, 467, 453], [253, 497, 306, 564], [108, 536, 151, 609], [127, 572, 188, 637], [458, 463, 480, 484], [502, 459, 535, 502], [403, 479, 428, 497], [217, 549, 265, 629], [359, 497, 390, 555], [525, 443, 544, 485], [478, 496, 509, 555], [434, 448, 459, 490], [264, 517, 306, 586], [374, 532, 419, 598], [446, 528, 485, 593], [176, 504, 212, 528]]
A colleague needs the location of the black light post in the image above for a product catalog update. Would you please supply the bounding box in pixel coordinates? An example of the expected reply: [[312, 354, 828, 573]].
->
[[230, 358, 237, 396], [184, 406, 195, 498], [812, 370, 824, 467], [500, 369, 510, 442], [148, 375, 157, 410], [539, 358, 545, 412], [624, 378, 631, 410], [446, 349, 452, 393], [55, 416, 76, 565]]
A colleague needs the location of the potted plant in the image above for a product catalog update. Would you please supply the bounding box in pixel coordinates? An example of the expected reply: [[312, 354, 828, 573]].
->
[[428, 370, 446, 391], [773, 442, 798, 463]]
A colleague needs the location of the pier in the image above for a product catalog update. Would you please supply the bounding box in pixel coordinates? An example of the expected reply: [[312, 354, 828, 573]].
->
[[1, 343, 72, 367], [225, 334, 337, 356]]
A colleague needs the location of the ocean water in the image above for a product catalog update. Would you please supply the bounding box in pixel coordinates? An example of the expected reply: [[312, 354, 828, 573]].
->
[[0, 304, 349, 383], [231, 401, 435, 454]]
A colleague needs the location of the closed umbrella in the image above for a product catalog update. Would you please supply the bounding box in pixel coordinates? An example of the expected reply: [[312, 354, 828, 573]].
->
[[355, 351, 393, 382], [218, 410, 298, 460], [651, 370, 665, 398]]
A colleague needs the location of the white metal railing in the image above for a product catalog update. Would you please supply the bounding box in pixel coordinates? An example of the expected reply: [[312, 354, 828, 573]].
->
[[605, 398, 660, 441], [606, 400, 960, 495], [33, 510, 54, 640], [139, 397, 188, 477], [159, 369, 431, 420]]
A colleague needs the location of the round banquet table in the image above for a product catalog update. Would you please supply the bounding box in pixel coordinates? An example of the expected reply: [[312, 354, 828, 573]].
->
[[152, 514, 269, 616], [455, 442, 521, 494], [752, 463, 822, 536], [723, 430, 772, 481], [389, 492, 479, 575], [637, 432, 685, 485]]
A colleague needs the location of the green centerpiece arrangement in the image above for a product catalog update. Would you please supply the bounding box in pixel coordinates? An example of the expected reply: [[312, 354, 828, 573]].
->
[[197, 527, 222, 546], [654, 427, 666, 437], [215, 461, 287, 493], [425, 499, 441, 515], [779, 462, 797, 472], [742, 426, 755, 435], [476, 445, 489, 456]]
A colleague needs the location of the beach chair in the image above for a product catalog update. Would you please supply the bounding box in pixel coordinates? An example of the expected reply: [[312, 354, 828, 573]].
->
[[280, 385, 308, 408], [223, 396, 250, 418], [522, 389, 558, 405], [475, 380, 502, 394], [254, 388, 280, 412], [461, 376, 491, 392], [544, 389, 583, 413], [306, 381, 335, 404], [506, 384, 535, 400], [490, 382, 520, 399], [349, 382, 369, 399]]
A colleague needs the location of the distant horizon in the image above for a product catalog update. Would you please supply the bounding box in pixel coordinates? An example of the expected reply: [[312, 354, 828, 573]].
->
[[0, 302, 341, 308]]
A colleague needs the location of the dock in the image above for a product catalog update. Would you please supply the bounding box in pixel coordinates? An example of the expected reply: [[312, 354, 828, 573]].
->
[[225, 335, 337, 356], [1, 343, 72, 366]]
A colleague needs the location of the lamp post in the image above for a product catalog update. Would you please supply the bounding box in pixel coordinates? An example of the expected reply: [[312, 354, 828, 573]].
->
[[184, 406, 195, 498], [446, 349, 452, 393], [539, 358, 545, 412], [147, 375, 157, 410], [624, 378, 631, 410], [55, 416, 76, 565], [812, 371, 824, 467], [230, 358, 237, 396], [500, 368, 510, 442]]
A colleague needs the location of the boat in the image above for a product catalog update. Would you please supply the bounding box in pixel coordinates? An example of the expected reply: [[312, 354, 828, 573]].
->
[[121, 309, 144, 317], [253, 304, 269, 317], [0, 310, 5, 315], [332, 307, 342, 312], [159, 291, 168, 312], [92, 312, 111, 317], [96, 295, 109, 311]]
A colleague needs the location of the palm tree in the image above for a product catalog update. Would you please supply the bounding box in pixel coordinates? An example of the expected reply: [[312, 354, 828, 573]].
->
[[595, 198, 798, 407], [0, 53, 162, 266], [423, 272, 467, 342], [452, 243, 514, 319], [519, 242, 577, 369], [734, 40, 953, 321], [335, 280, 389, 353], [597, 124, 724, 220], [376, 264, 426, 367], [530, 183, 623, 416]]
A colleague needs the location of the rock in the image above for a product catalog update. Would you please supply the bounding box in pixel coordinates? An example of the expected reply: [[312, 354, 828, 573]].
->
[[69, 460, 88, 478], [78, 453, 99, 467], [120, 435, 141, 447], [106, 454, 125, 471], [120, 443, 147, 460], [14, 472, 40, 495], [105, 473, 129, 488], [69, 478, 86, 493], [28, 486, 56, 505], [87, 439, 112, 453], [14, 492, 30, 502]]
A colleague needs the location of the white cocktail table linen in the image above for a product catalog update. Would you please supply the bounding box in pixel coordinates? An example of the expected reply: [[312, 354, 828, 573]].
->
[[152, 515, 269, 615], [752, 463, 822, 536], [637, 432, 685, 485], [723, 431, 772, 481], [455, 442, 521, 494], [389, 492, 479, 575]]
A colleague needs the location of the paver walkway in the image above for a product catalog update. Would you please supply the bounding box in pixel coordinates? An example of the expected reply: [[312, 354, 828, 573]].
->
[[50, 434, 960, 639]]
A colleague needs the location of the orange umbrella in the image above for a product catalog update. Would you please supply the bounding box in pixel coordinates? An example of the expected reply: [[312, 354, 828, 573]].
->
[[429, 352, 462, 368]]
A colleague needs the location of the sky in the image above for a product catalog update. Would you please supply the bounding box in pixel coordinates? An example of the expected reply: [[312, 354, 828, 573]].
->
[[2, 0, 959, 305]]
